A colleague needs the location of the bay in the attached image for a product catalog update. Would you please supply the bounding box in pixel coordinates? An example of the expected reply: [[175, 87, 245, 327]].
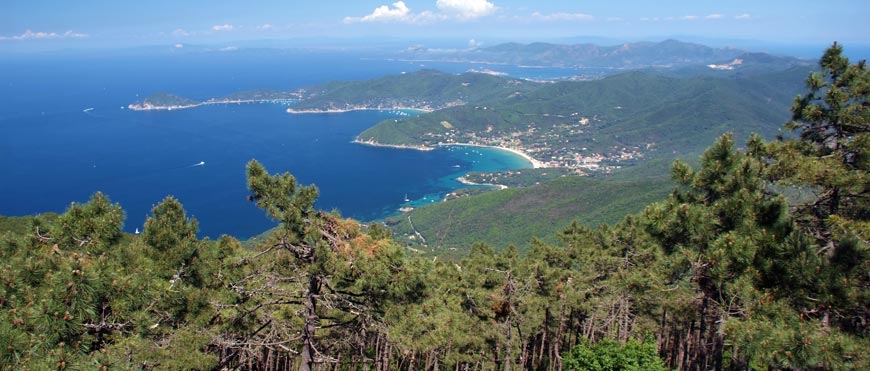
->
[[0, 51, 538, 238]]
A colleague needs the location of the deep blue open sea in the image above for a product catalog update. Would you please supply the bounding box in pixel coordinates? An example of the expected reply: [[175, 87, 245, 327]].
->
[[0, 50, 572, 238]]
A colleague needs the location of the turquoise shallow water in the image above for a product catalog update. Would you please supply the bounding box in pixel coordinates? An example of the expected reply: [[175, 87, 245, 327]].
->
[[0, 52, 536, 239]]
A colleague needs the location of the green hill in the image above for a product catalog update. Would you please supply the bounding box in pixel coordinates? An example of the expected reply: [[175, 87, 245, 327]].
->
[[358, 67, 809, 164], [290, 69, 540, 112], [384, 161, 673, 254]]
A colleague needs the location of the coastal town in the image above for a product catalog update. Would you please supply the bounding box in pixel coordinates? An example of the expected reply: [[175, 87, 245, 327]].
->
[[414, 118, 649, 174]]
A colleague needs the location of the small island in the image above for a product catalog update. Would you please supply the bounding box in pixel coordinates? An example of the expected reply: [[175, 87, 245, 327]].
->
[[128, 93, 201, 111]]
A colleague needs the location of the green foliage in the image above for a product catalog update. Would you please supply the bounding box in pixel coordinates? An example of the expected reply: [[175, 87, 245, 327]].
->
[[783, 43, 870, 339], [564, 337, 670, 371], [387, 172, 671, 253], [53, 192, 124, 253], [293, 69, 540, 112], [246, 159, 318, 239], [772, 42, 870, 227], [143, 196, 201, 283], [143, 196, 198, 253]]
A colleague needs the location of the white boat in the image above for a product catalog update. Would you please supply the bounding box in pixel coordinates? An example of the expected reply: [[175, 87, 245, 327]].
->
[[404, 194, 410, 202]]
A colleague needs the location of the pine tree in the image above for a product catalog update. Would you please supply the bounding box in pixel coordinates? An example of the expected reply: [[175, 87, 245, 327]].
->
[[53, 192, 124, 254], [772, 42, 870, 257], [644, 133, 793, 370], [143, 196, 200, 282]]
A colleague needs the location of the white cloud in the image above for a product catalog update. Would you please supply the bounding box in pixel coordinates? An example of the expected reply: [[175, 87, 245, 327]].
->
[[705, 14, 723, 20], [172, 28, 190, 37], [680, 15, 698, 21], [257, 23, 274, 31], [212, 24, 235, 31], [174, 43, 184, 49], [344, 0, 496, 24], [436, 0, 495, 20], [735, 13, 752, 20], [219, 46, 239, 52], [606, 17, 623, 22], [531, 12, 594, 22], [468, 38, 482, 48], [344, 1, 414, 23], [0, 29, 89, 41]]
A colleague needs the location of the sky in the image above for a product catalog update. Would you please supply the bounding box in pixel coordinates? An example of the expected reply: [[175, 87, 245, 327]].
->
[[2, 0, 869, 53]]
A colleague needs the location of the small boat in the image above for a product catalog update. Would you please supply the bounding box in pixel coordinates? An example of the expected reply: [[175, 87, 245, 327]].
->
[[134, 228, 140, 235], [404, 194, 410, 202]]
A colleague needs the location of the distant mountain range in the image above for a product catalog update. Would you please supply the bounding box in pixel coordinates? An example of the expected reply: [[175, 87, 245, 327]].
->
[[398, 39, 811, 70]]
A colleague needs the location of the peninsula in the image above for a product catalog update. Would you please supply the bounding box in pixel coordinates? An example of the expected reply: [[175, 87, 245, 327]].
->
[[128, 89, 300, 111]]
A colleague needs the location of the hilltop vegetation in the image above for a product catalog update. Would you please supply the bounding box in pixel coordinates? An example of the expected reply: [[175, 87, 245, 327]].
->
[[387, 172, 672, 254], [289, 69, 539, 112]]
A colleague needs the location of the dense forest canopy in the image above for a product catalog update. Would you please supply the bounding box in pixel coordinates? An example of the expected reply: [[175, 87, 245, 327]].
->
[[0, 44, 867, 371]]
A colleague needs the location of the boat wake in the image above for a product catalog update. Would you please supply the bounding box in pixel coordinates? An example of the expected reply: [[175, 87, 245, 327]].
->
[[188, 161, 205, 168]]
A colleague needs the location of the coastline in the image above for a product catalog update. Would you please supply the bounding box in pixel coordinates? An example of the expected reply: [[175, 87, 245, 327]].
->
[[352, 138, 546, 169], [128, 103, 203, 111], [128, 98, 295, 112], [456, 176, 509, 190], [352, 138, 434, 151], [438, 143, 546, 169]]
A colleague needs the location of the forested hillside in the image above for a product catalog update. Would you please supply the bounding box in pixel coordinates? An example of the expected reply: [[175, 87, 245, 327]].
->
[[386, 171, 673, 254], [290, 69, 540, 112], [358, 67, 808, 158], [1, 45, 867, 371]]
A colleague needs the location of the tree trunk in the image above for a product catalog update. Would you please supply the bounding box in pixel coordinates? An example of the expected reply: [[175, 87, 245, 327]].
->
[[554, 293, 567, 371], [505, 320, 512, 371], [300, 275, 321, 371]]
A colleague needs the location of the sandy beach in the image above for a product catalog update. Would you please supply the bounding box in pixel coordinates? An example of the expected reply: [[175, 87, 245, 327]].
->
[[352, 138, 434, 151], [438, 143, 546, 169]]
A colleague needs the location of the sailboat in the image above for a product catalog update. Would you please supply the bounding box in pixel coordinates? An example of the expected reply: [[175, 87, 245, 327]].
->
[[134, 228, 140, 235], [404, 194, 410, 202]]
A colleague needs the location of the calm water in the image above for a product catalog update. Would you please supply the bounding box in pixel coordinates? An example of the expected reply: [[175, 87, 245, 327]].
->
[[0, 51, 538, 238]]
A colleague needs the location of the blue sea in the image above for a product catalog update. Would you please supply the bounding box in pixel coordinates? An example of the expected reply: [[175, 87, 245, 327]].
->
[[0, 50, 565, 239]]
